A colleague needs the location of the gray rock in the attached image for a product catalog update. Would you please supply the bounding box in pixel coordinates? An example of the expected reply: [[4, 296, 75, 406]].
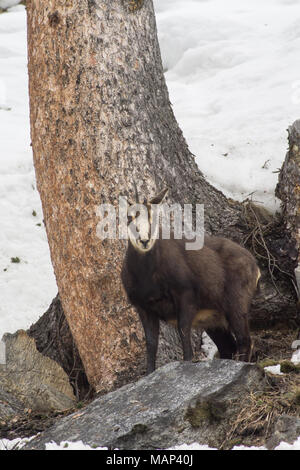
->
[[24, 360, 265, 450], [0, 330, 76, 413], [266, 414, 300, 449], [0, 385, 24, 422]]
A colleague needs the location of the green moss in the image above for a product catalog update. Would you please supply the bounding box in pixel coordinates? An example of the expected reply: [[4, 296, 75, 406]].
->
[[292, 389, 300, 406], [257, 358, 279, 369], [32, 210, 37, 216], [281, 388, 300, 407], [132, 423, 148, 434], [185, 400, 226, 427], [280, 361, 300, 374], [123, 0, 144, 13], [11, 257, 20, 263], [227, 438, 242, 449]]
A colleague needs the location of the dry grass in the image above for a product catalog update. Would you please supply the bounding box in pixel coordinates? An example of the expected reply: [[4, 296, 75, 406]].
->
[[221, 366, 300, 449], [221, 322, 300, 449], [253, 328, 299, 363], [241, 201, 297, 299]]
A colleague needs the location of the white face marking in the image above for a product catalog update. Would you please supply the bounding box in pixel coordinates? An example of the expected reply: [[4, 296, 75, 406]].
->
[[127, 203, 158, 253], [127, 188, 168, 253]]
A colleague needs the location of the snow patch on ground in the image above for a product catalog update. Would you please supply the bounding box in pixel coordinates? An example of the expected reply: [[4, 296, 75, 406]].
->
[[264, 364, 284, 376], [291, 347, 300, 365], [44, 440, 108, 451], [0, 435, 35, 450], [2, 436, 300, 451]]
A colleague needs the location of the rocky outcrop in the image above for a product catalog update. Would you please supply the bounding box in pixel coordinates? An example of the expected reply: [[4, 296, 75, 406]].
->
[[266, 415, 300, 449], [0, 330, 75, 417], [0, 386, 24, 422], [24, 360, 266, 450]]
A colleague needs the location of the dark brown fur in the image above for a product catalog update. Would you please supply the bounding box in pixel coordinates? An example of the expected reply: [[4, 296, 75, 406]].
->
[[121, 233, 260, 373]]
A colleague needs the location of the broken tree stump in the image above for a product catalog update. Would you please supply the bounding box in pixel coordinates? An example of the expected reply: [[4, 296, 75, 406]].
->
[[276, 119, 300, 299]]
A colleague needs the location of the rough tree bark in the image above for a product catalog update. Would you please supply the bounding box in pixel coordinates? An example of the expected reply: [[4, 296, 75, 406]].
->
[[27, 0, 299, 392], [276, 120, 300, 299], [27, 294, 92, 400]]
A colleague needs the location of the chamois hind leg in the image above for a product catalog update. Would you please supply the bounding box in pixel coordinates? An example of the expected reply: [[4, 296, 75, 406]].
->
[[177, 291, 196, 362], [225, 265, 257, 362], [137, 308, 160, 374], [205, 327, 237, 359]]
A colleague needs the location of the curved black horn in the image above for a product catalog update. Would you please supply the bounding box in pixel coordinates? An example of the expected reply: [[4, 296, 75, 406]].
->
[[149, 187, 169, 205]]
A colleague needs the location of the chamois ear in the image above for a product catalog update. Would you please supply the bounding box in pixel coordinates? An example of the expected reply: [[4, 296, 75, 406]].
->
[[149, 187, 169, 205]]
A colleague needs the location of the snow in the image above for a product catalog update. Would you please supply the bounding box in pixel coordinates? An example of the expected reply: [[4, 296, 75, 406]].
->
[[291, 347, 300, 365], [0, 0, 21, 10], [274, 436, 300, 450], [0, 437, 24, 450], [154, 0, 300, 212], [167, 443, 217, 451], [0, 8, 57, 341], [44, 440, 108, 451], [0, 0, 300, 452], [168, 437, 300, 450], [264, 364, 284, 375], [231, 445, 267, 450], [201, 332, 217, 359], [0, 435, 35, 450], [35, 436, 300, 450], [2, 436, 300, 451]]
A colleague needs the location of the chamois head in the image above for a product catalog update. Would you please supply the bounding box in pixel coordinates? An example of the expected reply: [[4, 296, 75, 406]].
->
[[127, 187, 168, 253]]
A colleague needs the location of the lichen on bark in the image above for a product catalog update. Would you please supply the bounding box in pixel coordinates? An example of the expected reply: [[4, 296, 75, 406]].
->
[[122, 0, 145, 13]]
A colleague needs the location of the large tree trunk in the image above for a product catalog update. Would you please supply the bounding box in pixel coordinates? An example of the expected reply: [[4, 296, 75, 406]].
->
[[27, 0, 299, 392]]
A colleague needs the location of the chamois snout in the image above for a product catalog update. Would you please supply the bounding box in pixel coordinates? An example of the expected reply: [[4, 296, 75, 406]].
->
[[140, 239, 149, 249]]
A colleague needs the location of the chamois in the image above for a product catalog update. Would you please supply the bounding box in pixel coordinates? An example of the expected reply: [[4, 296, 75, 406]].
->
[[121, 188, 260, 374]]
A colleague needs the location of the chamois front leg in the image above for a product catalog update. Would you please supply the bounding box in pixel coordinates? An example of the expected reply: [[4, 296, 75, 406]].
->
[[177, 291, 195, 362], [137, 308, 160, 374]]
